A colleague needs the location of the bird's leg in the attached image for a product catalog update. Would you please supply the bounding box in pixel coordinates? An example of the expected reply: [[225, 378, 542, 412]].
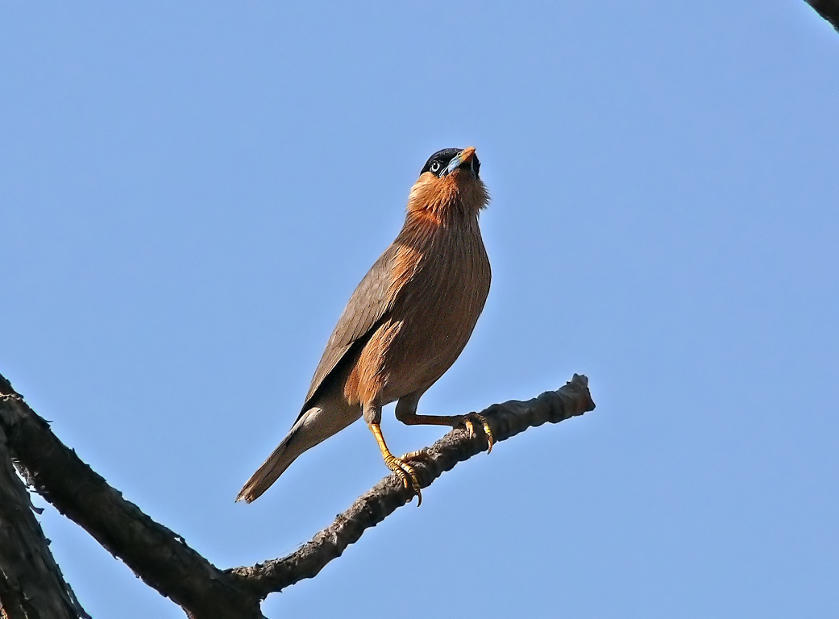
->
[[367, 421, 423, 506], [395, 395, 494, 453]]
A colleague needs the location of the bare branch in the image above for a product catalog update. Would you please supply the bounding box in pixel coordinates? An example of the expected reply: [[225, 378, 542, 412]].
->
[[228, 374, 596, 600], [0, 377, 263, 619], [806, 0, 839, 31], [0, 372, 595, 616], [0, 419, 88, 619]]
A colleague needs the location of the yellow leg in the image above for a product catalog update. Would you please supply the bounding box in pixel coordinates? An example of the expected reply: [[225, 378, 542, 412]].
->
[[369, 423, 423, 506], [396, 411, 495, 454]]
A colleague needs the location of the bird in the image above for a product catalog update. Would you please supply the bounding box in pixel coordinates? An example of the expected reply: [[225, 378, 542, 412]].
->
[[237, 146, 493, 506]]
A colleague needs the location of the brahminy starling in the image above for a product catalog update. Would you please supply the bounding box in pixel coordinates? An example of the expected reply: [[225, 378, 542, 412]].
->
[[237, 146, 492, 505]]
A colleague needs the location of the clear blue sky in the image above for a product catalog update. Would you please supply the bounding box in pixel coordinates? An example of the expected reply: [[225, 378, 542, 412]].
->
[[2, 3, 838, 617]]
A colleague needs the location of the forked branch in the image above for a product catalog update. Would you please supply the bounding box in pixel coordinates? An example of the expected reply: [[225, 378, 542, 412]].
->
[[0, 373, 595, 618]]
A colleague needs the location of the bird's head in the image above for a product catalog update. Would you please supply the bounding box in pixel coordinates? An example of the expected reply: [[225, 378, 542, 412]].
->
[[406, 146, 489, 223]]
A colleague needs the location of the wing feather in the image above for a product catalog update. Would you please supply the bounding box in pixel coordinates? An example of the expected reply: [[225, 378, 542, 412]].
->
[[301, 243, 399, 409]]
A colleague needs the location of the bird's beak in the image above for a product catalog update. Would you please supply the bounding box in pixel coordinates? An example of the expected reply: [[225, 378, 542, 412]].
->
[[444, 146, 477, 176]]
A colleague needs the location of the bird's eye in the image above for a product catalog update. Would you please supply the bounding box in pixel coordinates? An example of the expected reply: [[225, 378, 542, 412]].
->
[[430, 161, 442, 174]]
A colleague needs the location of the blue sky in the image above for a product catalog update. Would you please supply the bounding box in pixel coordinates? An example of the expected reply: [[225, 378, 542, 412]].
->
[[2, 2, 838, 617]]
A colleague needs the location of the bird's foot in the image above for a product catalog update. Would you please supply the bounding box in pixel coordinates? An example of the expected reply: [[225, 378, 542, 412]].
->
[[400, 448, 434, 464], [459, 413, 494, 454], [383, 454, 423, 506]]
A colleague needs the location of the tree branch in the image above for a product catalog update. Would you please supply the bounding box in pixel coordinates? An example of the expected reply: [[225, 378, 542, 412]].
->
[[228, 373, 596, 599], [0, 372, 595, 616], [0, 417, 88, 619], [806, 0, 839, 32], [0, 376, 264, 619]]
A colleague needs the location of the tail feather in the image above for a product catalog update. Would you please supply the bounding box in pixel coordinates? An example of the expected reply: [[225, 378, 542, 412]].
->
[[237, 394, 362, 503], [236, 433, 299, 503]]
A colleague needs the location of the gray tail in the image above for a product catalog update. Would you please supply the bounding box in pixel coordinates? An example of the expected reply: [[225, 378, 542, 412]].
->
[[237, 395, 361, 503], [236, 433, 300, 503]]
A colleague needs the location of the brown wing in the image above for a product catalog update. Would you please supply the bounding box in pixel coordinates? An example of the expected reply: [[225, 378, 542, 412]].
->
[[299, 243, 399, 412]]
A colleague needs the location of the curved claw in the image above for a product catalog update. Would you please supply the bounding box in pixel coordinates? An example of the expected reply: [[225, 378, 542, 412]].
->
[[463, 418, 476, 438], [384, 455, 423, 507], [460, 413, 494, 454]]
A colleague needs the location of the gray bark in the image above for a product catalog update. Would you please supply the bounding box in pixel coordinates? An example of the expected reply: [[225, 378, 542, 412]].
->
[[0, 377, 263, 619], [806, 0, 839, 31], [0, 372, 595, 617], [229, 374, 596, 598], [0, 386, 88, 619]]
